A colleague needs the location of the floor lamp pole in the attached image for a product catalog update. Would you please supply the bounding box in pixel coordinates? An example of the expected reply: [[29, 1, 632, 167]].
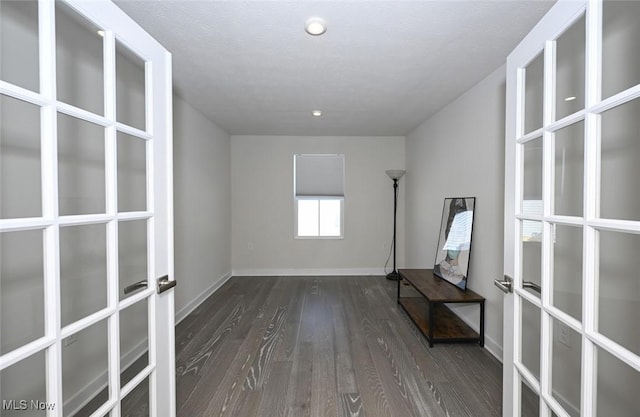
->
[[386, 178, 400, 280]]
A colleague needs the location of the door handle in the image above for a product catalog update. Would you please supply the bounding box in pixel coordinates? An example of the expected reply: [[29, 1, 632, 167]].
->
[[124, 280, 148, 295], [157, 275, 176, 294], [494, 275, 513, 294], [523, 281, 541, 293]]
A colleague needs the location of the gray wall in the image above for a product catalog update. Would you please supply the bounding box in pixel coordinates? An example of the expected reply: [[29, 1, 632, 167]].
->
[[231, 135, 405, 275], [405, 65, 506, 357], [173, 97, 232, 322]]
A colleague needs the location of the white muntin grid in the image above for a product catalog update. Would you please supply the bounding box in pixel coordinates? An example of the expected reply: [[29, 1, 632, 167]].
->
[[509, 1, 640, 416], [0, 0, 173, 416]]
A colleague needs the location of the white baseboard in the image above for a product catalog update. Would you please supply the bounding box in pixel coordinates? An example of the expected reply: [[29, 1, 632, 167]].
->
[[175, 271, 232, 324], [481, 334, 503, 362], [231, 268, 386, 276], [64, 340, 147, 417]]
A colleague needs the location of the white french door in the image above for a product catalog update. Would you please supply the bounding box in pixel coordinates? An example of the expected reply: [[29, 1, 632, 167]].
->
[[502, 0, 640, 416], [0, 1, 175, 416]]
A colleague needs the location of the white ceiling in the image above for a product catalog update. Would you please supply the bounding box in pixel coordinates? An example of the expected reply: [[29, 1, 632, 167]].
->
[[115, 0, 555, 136]]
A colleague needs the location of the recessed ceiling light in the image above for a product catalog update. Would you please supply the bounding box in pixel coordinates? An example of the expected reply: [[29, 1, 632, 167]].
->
[[564, 96, 577, 102], [311, 110, 323, 117], [97, 30, 105, 37], [305, 17, 327, 36]]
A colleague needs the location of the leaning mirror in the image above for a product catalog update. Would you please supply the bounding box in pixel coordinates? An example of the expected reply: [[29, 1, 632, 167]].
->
[[433, 197, 476, 290]]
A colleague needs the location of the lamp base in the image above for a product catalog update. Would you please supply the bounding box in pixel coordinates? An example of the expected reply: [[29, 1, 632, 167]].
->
[[386, 271, 400, 281]]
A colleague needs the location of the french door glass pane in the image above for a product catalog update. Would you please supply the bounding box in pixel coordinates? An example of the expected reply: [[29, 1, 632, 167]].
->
[[0, 0, 39, 92], [551, 317, 581, 417], [555, 15, 585, 120], [0, 230, 45, 355], [521, 379, 540, 417], [60, 223, 108, 327], [121, 376, 149, 417], [56, 1, 104, 115], [116, 41, 146, 131], [524, 53, 544, 134], [521, 221, 542, 297], [120, 298, 149, 387], [598, 229, 640, 356], [62, 319, 108, 417], [554, 121, 584, 217], [1, 94, 42, 219], [602, 0, 640, 99], [57, 113, 106, 216], [596, 346, 640, 417], [117, 132, 147, 213], [523, 139, 543, 203], [600, 98, 640, 222], [552, 224, 582, 321], [521, 299, 541, 380], [119, 220, 148, 301], [0, 351, 46, 416]]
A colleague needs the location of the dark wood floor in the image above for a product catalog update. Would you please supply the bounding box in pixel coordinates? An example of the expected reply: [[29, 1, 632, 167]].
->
[[174, 276, 503, 417]]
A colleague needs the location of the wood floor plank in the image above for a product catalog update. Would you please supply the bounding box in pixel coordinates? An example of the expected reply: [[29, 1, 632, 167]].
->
[[360, 316, 421, 417], [377, 319, 448, 417], [176, 339, 242, 417], [349, 278, 427, 417], [332, 303, 358, 393], [243, 304, 287, 390], [197, 344, 255, 417], [229, 277, 281, 341], [204, 277, 300, 417], [440, 345, 502, 416], [285, 341, 313, 417], [310, 280, 338, 417], [272, 278, 306, 362], [339, 393, 365, 417], [390, 304, 453, 383], [230, 388, 263, 417], [176, 276, 272, 369], [175, 300, 244, 407], [175, 276, 268, 358], [256, 361, 292, 417], [178, 280, 279, 416], [342, 278, 393, 417]]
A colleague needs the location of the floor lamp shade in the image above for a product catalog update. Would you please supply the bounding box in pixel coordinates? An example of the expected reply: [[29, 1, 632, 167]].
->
[[386, 170, 406, 181]]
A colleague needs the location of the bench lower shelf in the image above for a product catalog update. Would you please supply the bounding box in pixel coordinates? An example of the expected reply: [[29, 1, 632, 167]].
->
[[398, 297, 482, 347]]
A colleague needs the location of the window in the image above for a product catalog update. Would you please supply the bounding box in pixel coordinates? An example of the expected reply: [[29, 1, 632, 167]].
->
[[294, 154, 344, 238]]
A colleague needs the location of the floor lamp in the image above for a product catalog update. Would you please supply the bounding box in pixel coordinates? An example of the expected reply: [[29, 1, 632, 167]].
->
[[385, 169, 405, 281]]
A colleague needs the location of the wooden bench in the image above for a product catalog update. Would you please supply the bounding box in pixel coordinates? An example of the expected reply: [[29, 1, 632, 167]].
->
[[398, 269, 485, 347]]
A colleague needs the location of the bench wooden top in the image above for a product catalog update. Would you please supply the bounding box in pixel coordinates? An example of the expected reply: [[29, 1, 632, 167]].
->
[[399, 269, 484, 303]]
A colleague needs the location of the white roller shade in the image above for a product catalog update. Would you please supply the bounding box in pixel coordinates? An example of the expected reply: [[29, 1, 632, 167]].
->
[[294, 154, 345, 197]]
